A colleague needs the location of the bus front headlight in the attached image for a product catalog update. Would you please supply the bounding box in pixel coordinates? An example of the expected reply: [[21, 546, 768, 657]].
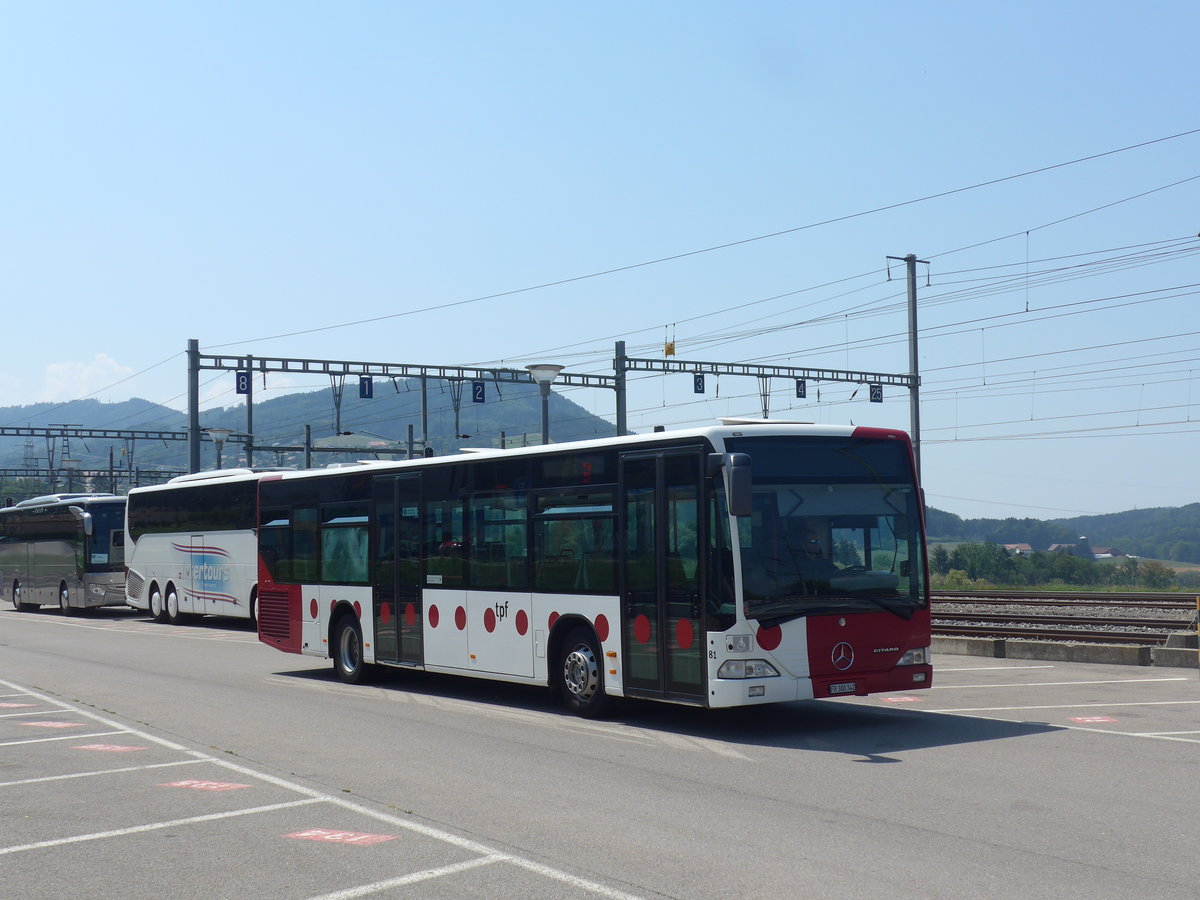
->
[[718, 659, 780, 679], [897, 647, 929, 666]]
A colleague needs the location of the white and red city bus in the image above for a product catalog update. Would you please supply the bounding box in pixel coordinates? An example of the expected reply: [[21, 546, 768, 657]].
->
[[125, 469, 273, 625], [256, 422, 932, 715]]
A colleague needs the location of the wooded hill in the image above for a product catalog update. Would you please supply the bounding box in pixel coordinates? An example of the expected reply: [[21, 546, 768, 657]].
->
[[925, 505, 1200, 565]]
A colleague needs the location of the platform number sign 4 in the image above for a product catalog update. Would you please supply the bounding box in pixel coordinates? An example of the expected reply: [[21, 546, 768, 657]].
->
[[869, 383, 883, 403], [795, 379, 806, 399], [472, 380, 485, 403], [235, 371, 251, 395], [694, 373, 705, 394]]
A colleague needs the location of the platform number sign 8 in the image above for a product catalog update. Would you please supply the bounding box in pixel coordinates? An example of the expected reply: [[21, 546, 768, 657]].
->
[[235, 371, 251, 395]]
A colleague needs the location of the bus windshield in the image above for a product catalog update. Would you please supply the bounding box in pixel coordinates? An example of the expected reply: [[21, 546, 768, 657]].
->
[[84, 502, 126, 571], [726, 436, 926, 624]]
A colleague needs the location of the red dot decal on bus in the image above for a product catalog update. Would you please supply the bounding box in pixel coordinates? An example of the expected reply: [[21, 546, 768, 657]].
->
[[310, 599, 318, 620], [404, 603, 416, 627], [484, 607, 496, 633], [353, 601, 362, 619], [428, 604, 440, 628], [455, 606, 467, 630], [676, 618, 694, 650], [329, 600, 337, 617], [595, 614, 610, 642], [634, 614, 651, 644], [380, 603, 391, 625], [548, 611, 560, 630], [757, 625, 782, 651], [515, 609, 528, 635]]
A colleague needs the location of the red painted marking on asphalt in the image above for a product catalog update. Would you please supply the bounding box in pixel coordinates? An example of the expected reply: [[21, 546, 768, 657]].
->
[[881, 696, 923, 703], [159, 780, 252, 791], [74, 744, 148, 752], [286, 828, 398, 846], [1069, 716, 1118, 724], [0, 702, 35, 708], [22, 721, 84, 728]]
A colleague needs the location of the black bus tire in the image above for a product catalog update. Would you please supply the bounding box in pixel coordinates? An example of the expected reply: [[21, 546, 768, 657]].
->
[[558, 627, 612, 718], [333, 614, 369, 685]]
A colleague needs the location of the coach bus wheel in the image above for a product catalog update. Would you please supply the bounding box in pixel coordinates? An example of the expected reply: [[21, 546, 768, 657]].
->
[[148, 585, 168, 623], [13, 585, 34, 614], [14, 581, 35, 612], [58, 583, 71, 614], [558, 627, 612, 718], [333, 615, 368, 685], [165, 588, 185, 626]]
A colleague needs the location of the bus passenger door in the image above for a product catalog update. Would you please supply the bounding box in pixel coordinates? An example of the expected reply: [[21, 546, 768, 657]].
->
[[372, 474, 423, 666], [619, 449, 705, 703]]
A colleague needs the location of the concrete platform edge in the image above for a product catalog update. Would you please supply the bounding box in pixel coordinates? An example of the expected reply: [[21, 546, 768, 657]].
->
[[932, 635, 1198, 669]]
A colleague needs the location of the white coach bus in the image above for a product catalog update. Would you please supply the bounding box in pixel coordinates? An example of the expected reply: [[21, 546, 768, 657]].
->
[[124, 469, 268, 625]]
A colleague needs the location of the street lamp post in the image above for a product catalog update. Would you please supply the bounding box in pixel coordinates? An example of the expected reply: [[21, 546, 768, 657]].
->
[[204, 427, 234, 469], [525, 364, 564, 445]]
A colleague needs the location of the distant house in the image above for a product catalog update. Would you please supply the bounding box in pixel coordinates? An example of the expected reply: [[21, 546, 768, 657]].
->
[[1046, 542, 1123, 560], [1003, 543, 1034, 555], [1091, 547, 1123, 559]]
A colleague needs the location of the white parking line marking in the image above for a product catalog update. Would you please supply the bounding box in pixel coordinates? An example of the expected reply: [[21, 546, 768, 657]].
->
[[305, 855, 504, 900], [932, 677, 1189, 689], [0, 731, 126, 747], [0, 759, 205, 788], [0, 678, 647, 898], [935, 665, 1056, 672], [0, 798, 323, 856], [927, 700, 1200, 713]]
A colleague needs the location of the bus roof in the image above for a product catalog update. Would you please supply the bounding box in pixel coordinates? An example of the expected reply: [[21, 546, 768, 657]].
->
[[259, 421, 911, 485], [10, 493, 120, 509]]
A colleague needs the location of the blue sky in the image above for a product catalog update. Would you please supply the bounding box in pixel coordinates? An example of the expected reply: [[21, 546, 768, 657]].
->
[[3, 2, 1198, 520]]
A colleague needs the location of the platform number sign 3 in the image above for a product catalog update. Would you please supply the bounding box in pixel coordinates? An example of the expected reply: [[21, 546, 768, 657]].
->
[[694, 373, 705, 394]]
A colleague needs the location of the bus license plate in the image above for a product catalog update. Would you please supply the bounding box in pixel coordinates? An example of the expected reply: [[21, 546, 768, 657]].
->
[[828, 682, 856, 695]]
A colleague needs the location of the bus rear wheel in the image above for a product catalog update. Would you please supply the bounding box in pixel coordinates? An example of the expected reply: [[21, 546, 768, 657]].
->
[[13, 581, 35, 612], [333, 615, 369, 685], [165, 587, 186, 626], [558, 627, 612, 718], [148, 585, 168, 623], [58, 583, 72, 615]]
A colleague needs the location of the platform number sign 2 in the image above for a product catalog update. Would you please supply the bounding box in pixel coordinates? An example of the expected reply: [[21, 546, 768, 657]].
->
[[694, 374, 705, 394], [472, 381, 485, 403], [235, 371, 251, 395], [359, 376, 373, 399]]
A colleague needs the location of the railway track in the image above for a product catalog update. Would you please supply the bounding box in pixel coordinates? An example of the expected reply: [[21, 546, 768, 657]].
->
[[931, 591, 1198, 645]]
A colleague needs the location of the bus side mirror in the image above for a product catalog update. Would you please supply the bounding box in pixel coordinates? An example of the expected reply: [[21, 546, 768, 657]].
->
[[69, 506, 94, 537], [709, 453, 752, 517]]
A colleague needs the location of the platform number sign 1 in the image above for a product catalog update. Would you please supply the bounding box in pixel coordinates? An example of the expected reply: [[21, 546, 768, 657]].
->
[[472, 381, 485, 403], [869, 383, 883, 403], [795, 379, 806, 399], [235, 371, 251, 395], [359, 376, 373, 399], [693, 373, 705, 394]]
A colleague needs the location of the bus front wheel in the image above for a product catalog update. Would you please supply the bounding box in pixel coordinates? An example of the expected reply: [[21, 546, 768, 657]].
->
[[58, 583, 71, 614], [558, 627, 612, 718], [333, 615, 368, 685]]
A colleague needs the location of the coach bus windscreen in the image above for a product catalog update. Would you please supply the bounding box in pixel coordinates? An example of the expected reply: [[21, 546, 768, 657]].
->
[[724, 436, 926, 625], [84, 502, 126, 571]]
